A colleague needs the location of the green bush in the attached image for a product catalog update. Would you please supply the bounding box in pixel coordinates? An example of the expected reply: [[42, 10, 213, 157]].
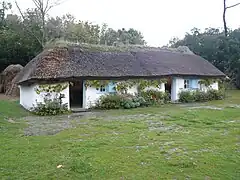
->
[[207, 89, 225, 100], [94, 94, 149, 110], [121, 96, 148, 109], [194, 90, 208, 102], [95, 94, 124, 109], [132, 96, 149, 107], [178, 91, 195, 103], [139, 90, 170, 105], [95, 90, 170, 110], [179, 89, 225, 103], [121, 99, 136, 109], [32, 97, 69, 116]]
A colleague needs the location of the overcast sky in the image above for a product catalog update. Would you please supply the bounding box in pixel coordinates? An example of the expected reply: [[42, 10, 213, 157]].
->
[[9, 0, 240, 46]]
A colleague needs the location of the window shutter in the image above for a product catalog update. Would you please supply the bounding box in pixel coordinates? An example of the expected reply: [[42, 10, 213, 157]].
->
[[105, 85, 109, 93]]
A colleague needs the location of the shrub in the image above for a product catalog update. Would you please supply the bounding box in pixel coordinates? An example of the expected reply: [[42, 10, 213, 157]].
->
[[139, 90, 170, 105], [207, 89, 225, 100], [94, 94, 149, 109], [132, 96, 149, 107], [121, 99, 136, 109], [95, 94, 124, 109], [32, 97, 69, 116], [94, 90, 170, 110], [194, 90, 208, 102], [178, 91, 195, 103], [179, 89, 225, 103], [121, 96, 148, 109], [164, 91, 171, 102]]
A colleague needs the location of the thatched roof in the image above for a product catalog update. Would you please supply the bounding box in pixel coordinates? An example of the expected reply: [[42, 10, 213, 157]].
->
[[1, 64, 23, 96], [15, 43, 225, 84], [2, 64, 23, 75]]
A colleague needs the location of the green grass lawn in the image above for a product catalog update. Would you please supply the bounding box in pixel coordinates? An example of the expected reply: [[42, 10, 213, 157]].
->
[[0, 91, 240, 179]]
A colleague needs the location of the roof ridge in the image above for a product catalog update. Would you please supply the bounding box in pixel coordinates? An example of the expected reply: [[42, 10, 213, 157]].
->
[[46, 40, 194, 54]]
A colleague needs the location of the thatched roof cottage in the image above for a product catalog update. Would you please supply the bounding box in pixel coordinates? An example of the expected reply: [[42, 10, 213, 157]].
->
[[15, 44, 225, 110]]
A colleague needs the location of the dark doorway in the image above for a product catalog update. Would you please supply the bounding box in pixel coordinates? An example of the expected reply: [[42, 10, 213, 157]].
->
[[165, 77, 172, 94], [70, 81, 84, 108]]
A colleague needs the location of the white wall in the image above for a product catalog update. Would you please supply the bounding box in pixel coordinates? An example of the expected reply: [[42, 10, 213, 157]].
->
[[200, 82, 219, 92], [85, 86, 108, 108], [85, 83, 166, 109], [144, 83, 165, 92], [20, 82, 70, 111], [125, 83, 165, 95], [20, 81, 167, 110], [19, 84, 35, 110], [171, 77, 185, 102], [20, 80, 220, 110], [127, 85, 138, 95], [36, 83, 70, 110], [211, 82, 219, 90], [171, 77, 219, 102]]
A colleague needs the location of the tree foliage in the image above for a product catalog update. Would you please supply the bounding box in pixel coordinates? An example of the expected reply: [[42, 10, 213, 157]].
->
[[1, 1, 239, 91], [169, 28, 240, 89], [0, 1, 146, 72]]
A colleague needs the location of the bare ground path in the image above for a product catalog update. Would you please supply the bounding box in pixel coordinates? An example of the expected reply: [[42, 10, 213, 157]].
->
[[22, 102, 240, 136]]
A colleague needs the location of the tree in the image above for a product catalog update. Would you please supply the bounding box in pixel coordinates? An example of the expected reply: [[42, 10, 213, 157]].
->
[[15, 0, 64, 47], [100, 27, 145, 46], [100, 27, 118, 45], [0, 16, 42, 68], [169, 28, 240, 89], [223, 0, 240, 36], [0, 1, 12, 26], [126, 28, 145, 45], [0, 6, 42, 72], [0, 2, 146, 72]]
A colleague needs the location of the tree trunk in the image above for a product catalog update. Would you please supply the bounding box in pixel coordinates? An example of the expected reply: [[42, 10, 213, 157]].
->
[[42, 13, 46, 46], [223, 0, 228, 36]]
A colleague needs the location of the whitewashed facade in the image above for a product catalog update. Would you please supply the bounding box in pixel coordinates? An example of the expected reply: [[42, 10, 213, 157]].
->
[[19, 78, 218, 110], [171, 77, 218, 102], [85, 83, 165, 108], [20, 83, 70, 110]]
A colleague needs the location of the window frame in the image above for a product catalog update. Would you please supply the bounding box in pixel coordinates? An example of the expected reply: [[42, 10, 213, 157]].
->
[[184, 79, 190, 89], [96, 85, 106, 93]]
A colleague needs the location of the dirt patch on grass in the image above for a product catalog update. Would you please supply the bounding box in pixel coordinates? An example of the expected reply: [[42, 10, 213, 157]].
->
[[226, 104, 240, 108], [188, 106, 223, 110], [0, 93, 19, 101], [23, 112, 171, 136], [23, 112, 99, 136], [148, 120, 184, 133], [21, 102, 239, 136], [103, 114, 169, 122]]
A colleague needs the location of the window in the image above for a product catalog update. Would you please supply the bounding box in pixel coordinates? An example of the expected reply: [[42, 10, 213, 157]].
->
[[184, 79, 190, 89], [96, 85, 106, 92], [108, 82, 116, 93]]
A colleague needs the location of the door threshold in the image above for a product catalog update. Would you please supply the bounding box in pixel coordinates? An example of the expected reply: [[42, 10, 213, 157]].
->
[[71, 107, 89, 113]]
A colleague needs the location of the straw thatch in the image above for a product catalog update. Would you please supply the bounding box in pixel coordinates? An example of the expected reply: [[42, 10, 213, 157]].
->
[[0, 73, 3, 93], [15, 43, 225, 84], [2, 64, 23, 96]]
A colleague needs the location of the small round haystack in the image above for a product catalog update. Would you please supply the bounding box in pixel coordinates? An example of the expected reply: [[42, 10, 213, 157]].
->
[[1, 64, 23, 96], [0, 73, 3, 93]]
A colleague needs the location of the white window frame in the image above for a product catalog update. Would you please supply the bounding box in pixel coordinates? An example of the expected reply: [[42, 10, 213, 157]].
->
[[184, 79, 190, 89], [96, 85, 106, 92]]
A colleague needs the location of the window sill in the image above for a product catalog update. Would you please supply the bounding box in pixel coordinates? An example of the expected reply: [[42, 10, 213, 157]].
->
[[96, 91, 107, 94]]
